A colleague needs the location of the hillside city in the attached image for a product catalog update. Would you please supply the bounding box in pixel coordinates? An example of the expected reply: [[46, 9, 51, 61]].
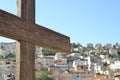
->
[[0, 42, 120, 80]]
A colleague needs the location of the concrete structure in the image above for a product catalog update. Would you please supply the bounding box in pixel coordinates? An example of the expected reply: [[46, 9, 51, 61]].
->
[[0, 59, 15, 75], [73, 56, 91, 71], [94, 64, 103, 74], [55, 53, 67, 62], [44, 56, 54, 67], [73, 47, 84, 53], [109, 49, 118, 57], [55, 53, 63, 60], [54, 62, 69, 73], [110, 61, 120, 71]]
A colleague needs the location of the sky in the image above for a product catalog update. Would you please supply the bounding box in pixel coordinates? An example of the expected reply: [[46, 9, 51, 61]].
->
[[0, 0, 120, 46]]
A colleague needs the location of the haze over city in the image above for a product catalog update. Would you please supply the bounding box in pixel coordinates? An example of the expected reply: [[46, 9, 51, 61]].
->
[[0, 0, 120, 45]]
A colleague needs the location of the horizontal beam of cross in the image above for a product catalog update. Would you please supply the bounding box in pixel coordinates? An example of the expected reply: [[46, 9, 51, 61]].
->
[[0, 10, 70, 53]]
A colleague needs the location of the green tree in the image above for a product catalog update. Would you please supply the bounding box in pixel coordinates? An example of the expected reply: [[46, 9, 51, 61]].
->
[[76, 42, 82, 47], [71, 43, 78, 48], [113, 45, 117, 49], [118, 52, 120, 58], [103, 62, 108, 66], [42, 48, 56, 56], [36, 74, 53, 80], [6, 53, 16, 58], [36, 70, 53, 80]]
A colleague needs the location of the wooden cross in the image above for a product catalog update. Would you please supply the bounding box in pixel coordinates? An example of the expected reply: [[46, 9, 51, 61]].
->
[[0, 0, 70, 80]]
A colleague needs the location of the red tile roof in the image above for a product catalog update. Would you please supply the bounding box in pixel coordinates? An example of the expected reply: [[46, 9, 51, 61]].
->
[[55, 62, 67, 65], [59, 73, 72, 78]]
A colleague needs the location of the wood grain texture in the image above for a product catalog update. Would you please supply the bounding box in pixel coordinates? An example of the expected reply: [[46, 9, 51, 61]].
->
[[0, 0, 70, 80], [16, 1, 36, 80], [0, 10, 70, 53], [17, 0, 35, 23], [16, 41, 35, 80]]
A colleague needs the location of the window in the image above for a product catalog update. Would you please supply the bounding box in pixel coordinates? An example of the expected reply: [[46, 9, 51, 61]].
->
[[6, 62, 10, 64], [81, 66, 83, 69]]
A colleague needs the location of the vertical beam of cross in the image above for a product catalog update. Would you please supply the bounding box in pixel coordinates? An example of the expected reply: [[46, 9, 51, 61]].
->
[[16, 41, 35, 80], [17, 0, 35, 23], [16, 0, 35, 80]]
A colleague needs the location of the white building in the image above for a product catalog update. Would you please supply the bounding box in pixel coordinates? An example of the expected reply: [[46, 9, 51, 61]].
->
[[6, 42, 16, 54], [55, 53, 67, 62], [85, 56, 91, 70], [73, 47, 84, 53], [109, 49, 118, 56], [0, 59, 16, 74], [35, 56, 54, 67], [0, 42, 16, 54], [94, 64, 103, 74], [55, 53, 63, 60], [72, 58, 91, 71], [102, 59, 111, 64], [54, 62, 68, 73], [0, 42, 16, 57], [110, 61, 120, 71], [69, 53, 80, 57], [72, 56, 91, 67], [100, 54, 109, 59], [73, 59, 87, 68], [44, 56, 54, 67]]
